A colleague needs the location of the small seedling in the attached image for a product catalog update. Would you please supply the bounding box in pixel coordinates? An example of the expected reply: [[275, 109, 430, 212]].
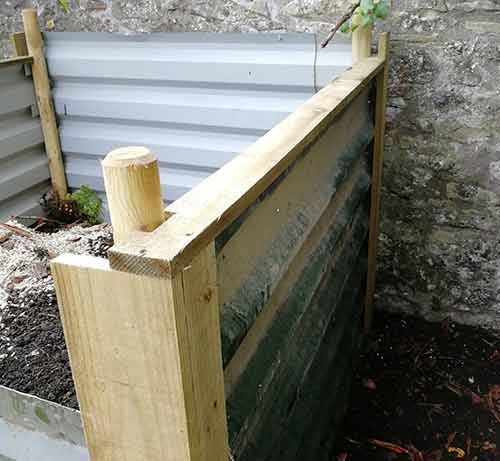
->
[[71, 186, 102, 224]]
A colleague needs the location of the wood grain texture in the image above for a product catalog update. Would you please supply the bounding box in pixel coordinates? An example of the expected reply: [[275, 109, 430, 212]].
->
[[51, 246, 228, 461], [0, 55, 33, 68], [224, 157, 370, 394], [108, 56, 385, 279], [11, 32, 28, 57], [22, 9, 67, 198], [365, 32, 391, 332], [218, 122, 373, 364], [217, 88, 370, 309], [102, 146, 165, 244], [228, 198, 370, 459]]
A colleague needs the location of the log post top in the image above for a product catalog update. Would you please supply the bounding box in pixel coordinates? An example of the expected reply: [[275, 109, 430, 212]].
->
[[101, 146, 158, 168]]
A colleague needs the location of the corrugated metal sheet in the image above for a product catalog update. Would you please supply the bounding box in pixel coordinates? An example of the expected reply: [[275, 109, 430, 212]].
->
[[44, 32, 352, 203], [0, 63, 50, 222]]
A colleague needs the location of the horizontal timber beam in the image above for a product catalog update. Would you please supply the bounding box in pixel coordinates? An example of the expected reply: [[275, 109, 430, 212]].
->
[[0, 55, 33, 68], [109, 55, 385, 279]]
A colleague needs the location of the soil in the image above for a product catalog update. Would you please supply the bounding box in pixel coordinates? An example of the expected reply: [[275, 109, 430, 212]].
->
[[0, 220, 112, 408], [334, 311, 500, 461], [0, 219, 498, 460]]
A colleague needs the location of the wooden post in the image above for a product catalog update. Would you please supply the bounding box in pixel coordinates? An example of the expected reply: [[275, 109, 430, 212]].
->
[[364, 32, 390, 332], [102, 146, 165, 244], [11, 32, 28, 57], [53, 143, 229, 460], [22, 8, 68, 199], [352, 11, 373, 64], [52, 246, 229, 461]]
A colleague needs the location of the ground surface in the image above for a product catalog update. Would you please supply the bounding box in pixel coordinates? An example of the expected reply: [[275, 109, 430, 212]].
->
[[334, 311, 500, 461], [0, 220, 498, 460], [0, 220, 112, 408]]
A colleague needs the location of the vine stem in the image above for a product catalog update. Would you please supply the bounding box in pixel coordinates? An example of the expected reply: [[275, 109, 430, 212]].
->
[[321, 1, 360, 48]]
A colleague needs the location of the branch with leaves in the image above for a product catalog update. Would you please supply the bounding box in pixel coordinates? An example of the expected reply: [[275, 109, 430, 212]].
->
[[321, 0, 390, 48]]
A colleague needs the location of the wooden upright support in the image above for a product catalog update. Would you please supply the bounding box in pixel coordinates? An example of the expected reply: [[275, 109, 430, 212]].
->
[[102, 146, 165, 244], [52, 147, 229, 460], [22, 8, 68, 199], [364, 32, 390, 332], [352, 11, 373, 64]]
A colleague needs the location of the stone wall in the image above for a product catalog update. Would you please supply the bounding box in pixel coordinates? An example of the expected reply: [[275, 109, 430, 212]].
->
[[1, 0, 500, 330]]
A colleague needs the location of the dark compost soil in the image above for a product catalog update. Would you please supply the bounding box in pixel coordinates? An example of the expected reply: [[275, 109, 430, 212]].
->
[[0, 220, 498, 461], [0, 221, 112, 409], [334, 311, 500, 461]]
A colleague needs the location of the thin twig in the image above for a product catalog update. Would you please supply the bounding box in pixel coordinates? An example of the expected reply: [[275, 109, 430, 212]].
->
[[321, 1, 360, 48], [0, 222, 33, 239], [14, 215, 67, 225]]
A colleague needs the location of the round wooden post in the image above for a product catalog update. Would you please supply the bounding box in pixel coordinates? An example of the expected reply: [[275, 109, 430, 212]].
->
[[352, 11, 373, 64], [102, 146, 164, 244], [22, 8, 68, 199]]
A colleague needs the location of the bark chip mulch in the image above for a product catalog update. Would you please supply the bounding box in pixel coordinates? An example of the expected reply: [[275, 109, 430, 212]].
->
[[334, 311, 500, 461]]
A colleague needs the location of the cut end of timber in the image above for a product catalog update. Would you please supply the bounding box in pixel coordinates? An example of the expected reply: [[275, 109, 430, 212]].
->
[[102, 146, 157, 168], [22, 8, 38, 19]]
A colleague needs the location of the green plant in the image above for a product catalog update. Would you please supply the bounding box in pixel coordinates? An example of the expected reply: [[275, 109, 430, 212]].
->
[[340, 0, 390, 33], [59, 0, 69, 13], [71, 186, 102, 224]]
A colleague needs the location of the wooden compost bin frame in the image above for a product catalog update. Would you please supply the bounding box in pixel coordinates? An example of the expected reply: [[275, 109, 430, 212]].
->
[[11, 10, 389, 460]]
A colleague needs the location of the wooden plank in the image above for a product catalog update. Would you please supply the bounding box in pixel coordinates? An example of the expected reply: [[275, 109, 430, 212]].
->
[[217, 88, 371, 310], [11, 32, 28, 57], [218, 123, 373, 364], [365, 32, 391, 332], [0, 56, 33, 69], [108, 56, 385, 278], [224, 158, 369, 394], [228, 200, 370, 459], [22, 9, 68, 198], [51, 246, 229, 461]]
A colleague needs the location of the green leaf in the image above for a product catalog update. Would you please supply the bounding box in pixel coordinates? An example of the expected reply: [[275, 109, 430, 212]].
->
[[340, 21, 351, 33], [360, 0, 375, 12], [71, 186, 102, 224], [362, 13, 375, 27], [351, 24, 359, 32], [374, 1, 390, 19], [59, 0, 69, 13]]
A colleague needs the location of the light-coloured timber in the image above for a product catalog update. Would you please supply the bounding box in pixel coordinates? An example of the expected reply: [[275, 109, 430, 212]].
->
[[102, 146, 165, 244], [365, 32, 391, 331], [51, 246, 229, 461], [351, 12, 373, 64], [109, 56, 385, 278], [217, 89, 369, 307], [22, 9, 67, 198], [0, 55, 33, 68], [11, 32, 28, 57]]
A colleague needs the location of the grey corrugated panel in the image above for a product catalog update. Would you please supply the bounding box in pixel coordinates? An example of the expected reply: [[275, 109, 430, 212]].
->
[[59, 120, 260, 169], [45, 32, 352, 208], [0, 110, 44, 160], [0, 181, 49, 222], [0, 62, 50, 221], [0, 385, 87, 461], [65, 156, 210, 202], [44, 32, 350, 88], [0, 66, 37, 117], [52, 83, 312, 131], [0, 148, 50, 202]]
